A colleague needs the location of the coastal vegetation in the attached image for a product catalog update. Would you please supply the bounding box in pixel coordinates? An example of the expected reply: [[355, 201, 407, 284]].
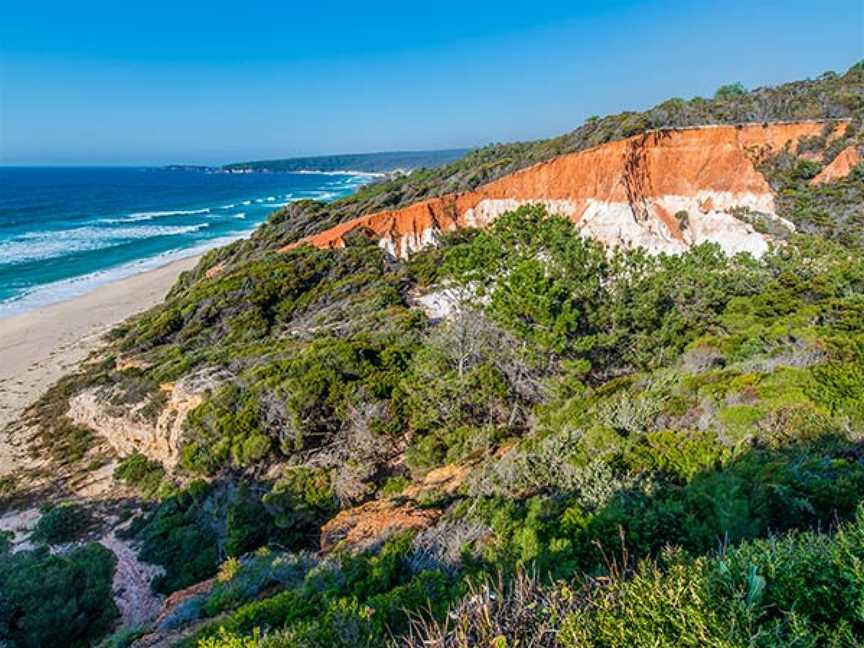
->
[[0, 62, 863, 648]]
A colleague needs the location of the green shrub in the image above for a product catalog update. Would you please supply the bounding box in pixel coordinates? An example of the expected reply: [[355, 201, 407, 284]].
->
[[0, 530, 12, 554], [187, 534, 456, 648], [226, 482, 276, 557], [405, 508, 864, 647], [262, 468, 337, 546], [113, 452, 165, 497], [31, 502, 91, 545], [0, 543, 117, 648], [132, 481, 221, 594]]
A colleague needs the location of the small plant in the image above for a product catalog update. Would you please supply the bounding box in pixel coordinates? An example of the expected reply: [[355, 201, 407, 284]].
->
[[0, 474, 14, 496], [218, 556, 242, 583], [381, 475, 410, 498]]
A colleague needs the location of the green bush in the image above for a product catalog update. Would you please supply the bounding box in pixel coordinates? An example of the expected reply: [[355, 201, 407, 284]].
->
[[188, 534, 456, 648], [403, 508, 864, 647], [226, 482, 277, 557], [262, 468, 337, 546], [0, 543, 117, 648], [30, 502, 91, 545], [131, 481, 221, 594], [113, 452, 165, 497]]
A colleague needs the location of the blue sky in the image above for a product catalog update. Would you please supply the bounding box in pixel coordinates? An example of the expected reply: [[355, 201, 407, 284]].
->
[[0, 0, 861, 165]]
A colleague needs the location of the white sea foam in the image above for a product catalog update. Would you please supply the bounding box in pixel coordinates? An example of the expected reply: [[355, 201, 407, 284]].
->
[[233, 213, 247, 219], [0, 224, 209, 265], [102, 208, 210, 223], [0, 233, 250, 320], [242, 200, 252, 205], [100, 210, 207, 224]]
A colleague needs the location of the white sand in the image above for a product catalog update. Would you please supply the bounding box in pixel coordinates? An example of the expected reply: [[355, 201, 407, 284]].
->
[[0, 255, 200, 475]]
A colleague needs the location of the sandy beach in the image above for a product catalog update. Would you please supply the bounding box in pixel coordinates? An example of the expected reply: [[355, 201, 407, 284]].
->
[[0, 254, 200, 475]]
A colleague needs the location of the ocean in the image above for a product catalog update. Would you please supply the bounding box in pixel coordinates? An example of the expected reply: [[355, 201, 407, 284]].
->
[[0, 167, 369, 318]]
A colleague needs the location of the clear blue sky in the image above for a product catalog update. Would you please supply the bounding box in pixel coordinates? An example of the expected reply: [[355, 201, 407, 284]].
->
[[1, 0, 861, 165]]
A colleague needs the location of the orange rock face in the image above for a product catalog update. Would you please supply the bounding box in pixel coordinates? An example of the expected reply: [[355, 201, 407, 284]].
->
[[153, 577, 216, 627], [285, 120, 848, 258], [810, 145, 862, 185], [319, 499, 440, 553], [204, 262, 225, 279]]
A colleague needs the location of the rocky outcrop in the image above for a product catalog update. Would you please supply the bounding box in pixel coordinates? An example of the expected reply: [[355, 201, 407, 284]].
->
[[204, 262, 225, 279], [67, 375, 207, 468], [811, 145, 862, 185], [403, 463, 471, 498], [285, 120, 849, 259], [153, 577, 216, 629]]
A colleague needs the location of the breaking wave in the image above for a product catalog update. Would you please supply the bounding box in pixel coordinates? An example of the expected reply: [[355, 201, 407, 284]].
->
[[0, 224, 209, 265]]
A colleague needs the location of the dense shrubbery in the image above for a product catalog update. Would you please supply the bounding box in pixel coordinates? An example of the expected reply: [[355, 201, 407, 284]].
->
[[145, 189, 862, 645], [194, 507, 864, 646], [775, 161, 864, 247], [405, 508, 864, 647], [188, 534, 456, 648], [126, 480, 222, 594], [30, 501, 92, 545], [114, 452, 166, 498], [0, 543, 117, 648], [126, 477, 330, 594]]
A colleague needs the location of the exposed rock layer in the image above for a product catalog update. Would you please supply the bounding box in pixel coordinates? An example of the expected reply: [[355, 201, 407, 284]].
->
[[67, 380, 202, 468], [285, 120, 848, 258], [811, 145, 861, 185], [319, 499, 441, 553]]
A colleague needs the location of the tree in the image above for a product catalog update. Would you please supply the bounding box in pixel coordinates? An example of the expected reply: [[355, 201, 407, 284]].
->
[[714, 82, 747, 100]]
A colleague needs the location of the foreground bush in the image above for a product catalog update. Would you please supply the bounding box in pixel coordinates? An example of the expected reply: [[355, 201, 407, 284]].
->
[[186, 534, 457, 648], [0, 543, 117, 648], [404, 507, 864, 647]]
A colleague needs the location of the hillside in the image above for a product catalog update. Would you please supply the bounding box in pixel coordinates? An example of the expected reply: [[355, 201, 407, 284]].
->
[[180, 63, 863, 279], [221, 149, 470, 174], [286, 120, 848, 258], [1, 62, 863, 648]]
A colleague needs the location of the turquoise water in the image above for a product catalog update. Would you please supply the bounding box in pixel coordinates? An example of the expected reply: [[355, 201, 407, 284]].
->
[[0, 167, 368, 317]]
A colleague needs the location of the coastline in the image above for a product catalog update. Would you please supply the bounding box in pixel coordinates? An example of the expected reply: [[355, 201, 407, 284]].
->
[[0, 254, 200, 475]]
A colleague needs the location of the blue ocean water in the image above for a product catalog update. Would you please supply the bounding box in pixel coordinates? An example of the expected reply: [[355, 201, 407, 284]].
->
[[0, 167, 368, 318]]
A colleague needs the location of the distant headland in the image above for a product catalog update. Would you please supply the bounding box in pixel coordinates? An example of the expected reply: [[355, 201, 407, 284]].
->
[[164, 148, 469, 175]]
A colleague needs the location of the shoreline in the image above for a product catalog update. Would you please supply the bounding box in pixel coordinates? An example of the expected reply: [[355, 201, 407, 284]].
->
[[0, 254, 200, 475]]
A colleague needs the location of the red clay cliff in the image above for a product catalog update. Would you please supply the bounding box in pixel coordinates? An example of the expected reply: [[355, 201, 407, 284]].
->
[[284, 120, 850, 258]]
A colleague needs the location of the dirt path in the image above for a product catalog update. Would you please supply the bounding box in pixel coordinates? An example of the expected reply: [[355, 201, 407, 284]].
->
[[101, 530, 165, 627]]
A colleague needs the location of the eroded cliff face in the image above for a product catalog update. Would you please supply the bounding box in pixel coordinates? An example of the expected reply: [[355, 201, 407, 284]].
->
[[811, 145, 862, 184], [285, 120, 848, 258], [67, 377, 205, 468]]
